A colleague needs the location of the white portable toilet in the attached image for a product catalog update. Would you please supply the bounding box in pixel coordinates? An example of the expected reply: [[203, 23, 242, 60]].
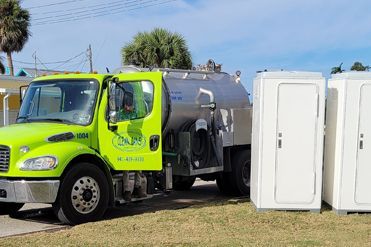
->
[[323, 72, 371, 215], [251, 71, 325, 212]]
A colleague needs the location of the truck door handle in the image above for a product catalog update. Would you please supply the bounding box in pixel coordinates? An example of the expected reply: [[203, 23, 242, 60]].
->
[[360, 134, 364, 150], [150, 135, 160, 151]]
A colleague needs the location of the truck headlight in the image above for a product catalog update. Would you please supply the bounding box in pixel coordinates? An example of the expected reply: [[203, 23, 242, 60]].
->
[[20, 156, 58, 171]]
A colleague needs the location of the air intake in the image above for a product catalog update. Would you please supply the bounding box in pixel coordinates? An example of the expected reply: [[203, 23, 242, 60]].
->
[[47, 132, 75, 142]]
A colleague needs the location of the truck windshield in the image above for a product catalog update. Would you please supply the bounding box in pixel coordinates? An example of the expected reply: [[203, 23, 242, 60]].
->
[[17, 79, 99, 125]]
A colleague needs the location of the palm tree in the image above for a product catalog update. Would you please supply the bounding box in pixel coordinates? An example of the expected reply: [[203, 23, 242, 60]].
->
[[350, 61, 369, 71], [0, 0, 30, 76], [122, 28, 192, 69], [331, 62, 345, 74]]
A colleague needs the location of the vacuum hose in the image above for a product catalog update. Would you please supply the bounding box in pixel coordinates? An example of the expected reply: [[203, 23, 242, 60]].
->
[[180, 121, 211, 169], [189, 123, 210, 169]]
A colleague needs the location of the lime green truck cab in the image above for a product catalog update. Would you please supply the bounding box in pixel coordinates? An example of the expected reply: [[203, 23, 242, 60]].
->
[[0, 72, 163, 224], [0, 68, 252, 225]]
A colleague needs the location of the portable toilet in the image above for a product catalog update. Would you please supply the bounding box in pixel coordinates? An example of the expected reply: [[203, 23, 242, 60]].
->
[[251, 71, 325, 212], [323, 72, 371, 215]]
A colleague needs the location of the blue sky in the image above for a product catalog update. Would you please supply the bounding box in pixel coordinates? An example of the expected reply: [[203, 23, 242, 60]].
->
[[7, 0, 371, 93]]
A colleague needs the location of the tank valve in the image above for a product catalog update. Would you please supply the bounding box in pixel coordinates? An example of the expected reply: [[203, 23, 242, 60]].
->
[[235, 70, 241, 83]]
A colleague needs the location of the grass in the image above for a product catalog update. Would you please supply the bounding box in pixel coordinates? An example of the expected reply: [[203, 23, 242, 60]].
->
[[1, 201, 371, 246]]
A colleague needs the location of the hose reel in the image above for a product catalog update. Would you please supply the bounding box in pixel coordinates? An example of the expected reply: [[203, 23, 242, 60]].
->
[[179, 119, 211, 169], [190, 119, 210, 169]]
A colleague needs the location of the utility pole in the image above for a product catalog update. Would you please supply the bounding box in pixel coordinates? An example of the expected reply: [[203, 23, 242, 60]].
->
[[88, 44, 93, 73], [32, 51, 37, 77]]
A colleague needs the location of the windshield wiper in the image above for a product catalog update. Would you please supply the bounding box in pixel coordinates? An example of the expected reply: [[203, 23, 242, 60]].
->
[[29, 118, 75, 125], [16, 116, 30, 122]]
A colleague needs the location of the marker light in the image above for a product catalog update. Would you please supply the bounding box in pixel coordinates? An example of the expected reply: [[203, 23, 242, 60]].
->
[[19, 146, 30, 153]]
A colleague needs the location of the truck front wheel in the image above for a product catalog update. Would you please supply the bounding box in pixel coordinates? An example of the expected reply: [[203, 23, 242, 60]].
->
[[53, 163, 109, 225], [0, 202, 24, 215]]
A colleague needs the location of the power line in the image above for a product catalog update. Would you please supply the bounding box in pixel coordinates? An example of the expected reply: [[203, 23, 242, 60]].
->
[[52, 51, 87, 70], [80, 58, 88, 71], [33, 0, 177, 26], [13, 60, 37, 65], [32, 0, 140, 21], [61, 56, 87, 71], [30, 0, 133, 16], [27, 0, 87, 10], [33, 0, 167, 23], [13, 51, 85, 65], [36, 57, 49, 70]]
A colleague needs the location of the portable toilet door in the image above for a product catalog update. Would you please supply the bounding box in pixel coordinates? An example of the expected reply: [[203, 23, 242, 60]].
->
[[356, 84, 371, 204], [251, 71, 325, 212], [323, 72, 371, 214]]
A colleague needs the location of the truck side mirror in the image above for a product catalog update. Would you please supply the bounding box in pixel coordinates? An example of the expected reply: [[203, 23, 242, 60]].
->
[[19, 85, 28, 105], [108, 81, 117, 125]]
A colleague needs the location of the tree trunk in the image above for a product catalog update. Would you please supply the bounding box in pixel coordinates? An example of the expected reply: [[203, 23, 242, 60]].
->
[[6, 51, 14, 76], [0, 60, 4, 74]]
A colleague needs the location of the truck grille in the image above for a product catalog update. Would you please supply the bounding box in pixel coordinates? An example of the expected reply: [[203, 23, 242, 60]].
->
[[0, 145, 10, 172]]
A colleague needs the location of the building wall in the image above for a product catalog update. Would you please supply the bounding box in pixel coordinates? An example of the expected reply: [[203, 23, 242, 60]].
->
[[0, 95, 21, 110], [0, 75, 31, 127], [0, 110, 18, 127]]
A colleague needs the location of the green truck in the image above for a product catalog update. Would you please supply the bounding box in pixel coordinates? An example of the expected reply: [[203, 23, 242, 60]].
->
[[0, 67, 251, 225]]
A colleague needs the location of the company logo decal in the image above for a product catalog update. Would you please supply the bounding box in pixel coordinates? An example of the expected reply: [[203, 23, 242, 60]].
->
[[112, 131, 146, 152]]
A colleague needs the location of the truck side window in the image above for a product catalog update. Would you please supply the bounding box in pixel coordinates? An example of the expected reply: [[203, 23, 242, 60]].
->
[[116, 81, 154, 122]]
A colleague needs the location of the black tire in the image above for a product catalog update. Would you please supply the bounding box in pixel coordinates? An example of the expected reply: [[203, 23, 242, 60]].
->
[[216, 173, 236, 195], [0, 202, 24, 216], [53, 163, 109, 225], [230, 150, 251, 196], [173, 176, 196, 190]]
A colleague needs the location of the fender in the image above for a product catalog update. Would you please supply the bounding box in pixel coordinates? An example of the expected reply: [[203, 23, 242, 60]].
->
[[11, 141, 97, 178]]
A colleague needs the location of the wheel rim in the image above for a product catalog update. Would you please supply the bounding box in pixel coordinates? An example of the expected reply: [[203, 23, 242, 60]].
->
[[71, 176, 100, 214], [242, 161, 251, 187]]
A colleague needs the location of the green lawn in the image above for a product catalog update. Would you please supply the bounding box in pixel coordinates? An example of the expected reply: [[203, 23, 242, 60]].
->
[[2, 201, 371, 246]]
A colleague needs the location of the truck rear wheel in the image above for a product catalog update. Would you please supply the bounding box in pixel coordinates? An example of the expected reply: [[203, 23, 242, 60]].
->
[[0, 202, 24, 215], [53, 163, 109, 225], [231, 150, 251, 196], [173, 176, 196, 190], [216, 173, 235, 195]]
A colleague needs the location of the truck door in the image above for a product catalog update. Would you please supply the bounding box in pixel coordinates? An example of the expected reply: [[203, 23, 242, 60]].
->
[[98, 72, 162, 171]]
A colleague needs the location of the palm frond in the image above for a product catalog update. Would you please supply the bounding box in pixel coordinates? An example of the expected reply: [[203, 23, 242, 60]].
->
[[121, 28, 192, 69]]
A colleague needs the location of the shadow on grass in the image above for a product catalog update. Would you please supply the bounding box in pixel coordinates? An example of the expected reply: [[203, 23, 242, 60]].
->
[[8, 182, 236, 225]]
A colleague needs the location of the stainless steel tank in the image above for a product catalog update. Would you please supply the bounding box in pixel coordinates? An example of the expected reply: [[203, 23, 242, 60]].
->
[[160, 69, 250, 135]]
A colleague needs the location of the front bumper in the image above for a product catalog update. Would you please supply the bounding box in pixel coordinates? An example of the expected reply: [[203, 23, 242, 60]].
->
[[0, 179, 60, 203]]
